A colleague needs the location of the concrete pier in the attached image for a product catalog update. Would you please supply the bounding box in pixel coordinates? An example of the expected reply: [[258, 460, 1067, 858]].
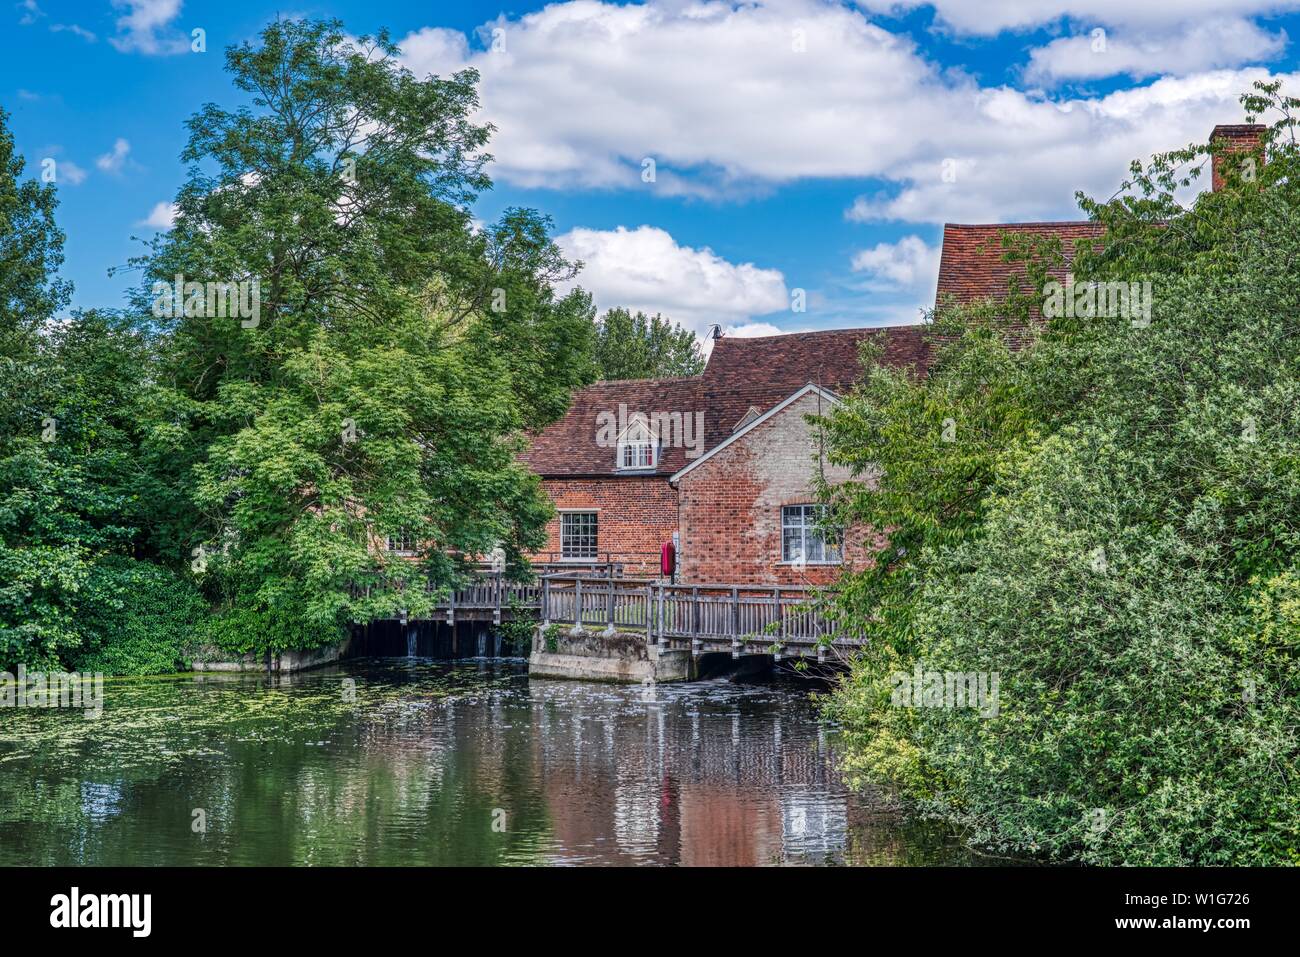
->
[[528, 626, 692, 683]]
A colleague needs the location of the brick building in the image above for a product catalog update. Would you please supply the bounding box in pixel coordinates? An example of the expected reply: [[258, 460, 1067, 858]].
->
[[519, 327, 929, 583], [519, 121, 1266, 585]]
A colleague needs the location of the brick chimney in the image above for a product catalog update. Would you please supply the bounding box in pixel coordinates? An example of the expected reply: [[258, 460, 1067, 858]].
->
[[1210, 124, 1266, 191]]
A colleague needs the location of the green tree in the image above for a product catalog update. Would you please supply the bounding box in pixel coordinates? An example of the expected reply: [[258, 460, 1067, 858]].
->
[[137, 18, 591, 655], [0, 106, 71, 361], [0, 307, 201, 670], [592, 307, 703, 380], [823, 83, 1300, 864]]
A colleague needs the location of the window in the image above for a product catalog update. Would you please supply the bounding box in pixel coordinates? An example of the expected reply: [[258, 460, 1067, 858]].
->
[[781, 505, 842, 564], [619, 440, 656, 469], [561, 511, 598, 559], [615, 414, 658, 470], [386, 528, 415, 555]]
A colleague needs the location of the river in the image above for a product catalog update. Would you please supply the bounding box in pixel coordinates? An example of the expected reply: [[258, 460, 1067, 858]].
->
[[0, 658, 977, 866]]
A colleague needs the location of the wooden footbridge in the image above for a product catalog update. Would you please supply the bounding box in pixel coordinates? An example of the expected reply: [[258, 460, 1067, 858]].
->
[[385, 560, 859, 660]]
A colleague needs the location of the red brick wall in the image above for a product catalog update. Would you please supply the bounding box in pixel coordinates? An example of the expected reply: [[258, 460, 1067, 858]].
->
[[675, 391, 878, 584], [533, 476, 677, 576]]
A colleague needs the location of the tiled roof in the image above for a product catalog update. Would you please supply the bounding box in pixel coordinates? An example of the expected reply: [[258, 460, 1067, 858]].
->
[[936, 221, 1104, 308], [697, 326, 930, 453], [521, 325, 932, 478], [519, 376, 701, 477]]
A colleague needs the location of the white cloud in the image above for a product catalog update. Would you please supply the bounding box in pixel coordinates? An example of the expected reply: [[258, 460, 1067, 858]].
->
[[856, 1, 1300, 35], [397, 1, 961, 189], [396, 1, 1289, 224], [18, 0, 43, 26], [56, 160, 87, 186], [96, 138, 131, 173], [50, 23, 97, 42], [850, 235, 941, 292], [109, 0, 188, 55], [554, 225, 788, 333], [139, 201, 177, 229], [847, 67, 1300, 224], [1026, 18, 1286, 82], [725, 322, 788, 337]]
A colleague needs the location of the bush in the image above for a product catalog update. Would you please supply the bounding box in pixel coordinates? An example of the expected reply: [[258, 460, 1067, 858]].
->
[[825, 137, 1300, 863], [70, 558, 207, 676]]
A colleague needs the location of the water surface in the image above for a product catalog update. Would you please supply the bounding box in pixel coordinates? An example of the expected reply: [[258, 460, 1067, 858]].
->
[[0, 659, 975, 866]]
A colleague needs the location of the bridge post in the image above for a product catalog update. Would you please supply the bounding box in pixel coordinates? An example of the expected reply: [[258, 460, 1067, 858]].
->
[[773, 587, 783, 660], [656, 583, 666, 649], [445, 586, 454, 626], [574, 578, 582, 634], [493, 573, 502, 626], [541, 576, 550, 627], [690, 587, 700, 656], [730, 586, 741, 659], [645, 582, 654, 644]]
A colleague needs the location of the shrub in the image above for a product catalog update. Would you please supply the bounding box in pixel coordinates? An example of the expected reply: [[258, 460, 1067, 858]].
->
[[825, 124, 1300, 863], [70, 558, 207, 676]]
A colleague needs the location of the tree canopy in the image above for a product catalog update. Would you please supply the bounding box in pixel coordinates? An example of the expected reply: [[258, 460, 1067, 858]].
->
[[0, 19, 599, 667], [592, 307, 703, 380], [821, 81, 1300, 865]]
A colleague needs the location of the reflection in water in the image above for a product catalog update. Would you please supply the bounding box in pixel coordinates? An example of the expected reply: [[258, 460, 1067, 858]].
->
[[0, 659, 976, 866]]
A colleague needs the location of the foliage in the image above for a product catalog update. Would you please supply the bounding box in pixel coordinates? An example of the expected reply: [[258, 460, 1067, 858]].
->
[[495, 600, 538, 657], [1, 20, 599, 669], [593, 307, 704, 380], [0, 312, 165, 670], [70, 558, 207, 675], [0, 106, 71, 360], [823, 82, 1300, 864], [0, 111, 165, 670], [542, 622, 563, 653], [132, 19, 592, 655]]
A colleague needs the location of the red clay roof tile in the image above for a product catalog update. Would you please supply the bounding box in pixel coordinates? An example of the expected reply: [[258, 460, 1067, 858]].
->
[[521, 325, 931, 478]]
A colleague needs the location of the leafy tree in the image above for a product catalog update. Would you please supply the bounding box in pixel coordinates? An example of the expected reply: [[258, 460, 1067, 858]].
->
[[823, 82, 1300, 864], [0, 308, 193, 670], [593, 307, 703, 380], [0, 108, 120, 669], [71, 557, 207, 675], [137, 19, 592, 655], [0, 106, 71, 361]]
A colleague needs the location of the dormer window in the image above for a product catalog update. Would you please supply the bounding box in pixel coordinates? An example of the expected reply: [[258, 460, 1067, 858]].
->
[[732, 406, 762, 432], [619, 441, 656, 469], [615, 414, 658, 471]]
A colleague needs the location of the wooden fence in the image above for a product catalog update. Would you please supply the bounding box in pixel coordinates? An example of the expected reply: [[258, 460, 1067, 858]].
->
[[540, 575, 858, 658]]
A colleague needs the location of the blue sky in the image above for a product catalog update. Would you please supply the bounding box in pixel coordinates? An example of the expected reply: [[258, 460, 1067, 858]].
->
[[5, 1, 1300, 337]]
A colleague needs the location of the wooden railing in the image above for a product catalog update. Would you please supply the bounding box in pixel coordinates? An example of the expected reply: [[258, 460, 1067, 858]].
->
[[540, 575, 858, 657], [351, 561, 628, 622]]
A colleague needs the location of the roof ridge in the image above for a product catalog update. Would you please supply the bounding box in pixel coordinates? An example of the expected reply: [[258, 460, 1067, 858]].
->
[[712, 324, 926, 344], [943, 220, 1102, 229], [585, 375, 701, 386]]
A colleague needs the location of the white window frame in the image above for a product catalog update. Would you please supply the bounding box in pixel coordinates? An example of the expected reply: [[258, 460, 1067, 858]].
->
[[618, 440, 657, 470], [780, 504, 843, 565], [560, 510, 599, 560], [614, 415, 659, 472]]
